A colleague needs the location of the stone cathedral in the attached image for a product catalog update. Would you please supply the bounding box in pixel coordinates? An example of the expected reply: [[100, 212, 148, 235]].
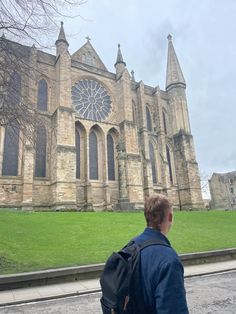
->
[[0, 23, 203, 210]]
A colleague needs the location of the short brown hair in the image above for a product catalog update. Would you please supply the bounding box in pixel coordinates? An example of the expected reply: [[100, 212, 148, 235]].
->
[[144, 194, 171, 230]]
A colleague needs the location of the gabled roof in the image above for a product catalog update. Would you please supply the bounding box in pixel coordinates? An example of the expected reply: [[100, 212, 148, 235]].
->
[[71, 40, 108, 71]]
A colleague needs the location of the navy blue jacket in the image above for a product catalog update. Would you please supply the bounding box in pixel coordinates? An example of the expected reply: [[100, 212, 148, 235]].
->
[[134, 228, 189, 314]]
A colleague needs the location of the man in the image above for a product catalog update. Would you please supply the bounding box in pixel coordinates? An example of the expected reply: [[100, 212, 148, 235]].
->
[[134, 193, 189, 313]]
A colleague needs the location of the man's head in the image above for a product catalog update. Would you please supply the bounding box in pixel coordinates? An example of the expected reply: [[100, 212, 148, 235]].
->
[[144, 193, 173, 235]]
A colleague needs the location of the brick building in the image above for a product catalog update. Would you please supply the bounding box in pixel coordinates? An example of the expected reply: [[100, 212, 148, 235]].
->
[[0, 23, 203, 210]]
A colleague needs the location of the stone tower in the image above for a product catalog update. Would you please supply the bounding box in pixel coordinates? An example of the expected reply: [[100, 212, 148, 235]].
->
[[52, 22, 77, 210], [166, 34, 203, 209]]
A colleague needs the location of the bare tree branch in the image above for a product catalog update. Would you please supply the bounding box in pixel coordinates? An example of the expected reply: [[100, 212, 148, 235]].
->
[[0, 0, 85, 151]]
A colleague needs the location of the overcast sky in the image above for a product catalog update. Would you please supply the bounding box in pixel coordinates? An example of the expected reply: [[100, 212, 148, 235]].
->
[[63, 0, 235, 183]]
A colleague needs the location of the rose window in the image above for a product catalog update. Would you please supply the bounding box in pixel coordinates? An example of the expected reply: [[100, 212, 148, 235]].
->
[[71, 79, 112, 121]]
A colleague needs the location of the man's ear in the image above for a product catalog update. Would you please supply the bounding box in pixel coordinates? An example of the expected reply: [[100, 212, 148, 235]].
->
[[168, 212, 173, 223]]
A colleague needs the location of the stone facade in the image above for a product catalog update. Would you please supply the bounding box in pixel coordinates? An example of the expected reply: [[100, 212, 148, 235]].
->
[[0, 25, 203, 211], [209, 171, 236, 210]]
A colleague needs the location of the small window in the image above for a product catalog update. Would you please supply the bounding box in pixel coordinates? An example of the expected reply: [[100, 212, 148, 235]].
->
[[75, 128, 80, 179], [37, 79, 48, 111], [2, 125, 20, 176], [163, 112, 167, 135], [229, 178, 234, 185], [146, 106, 152, 131], [107, 134, 115, 181], [166, 145, 173, 184], [149, 141, 157, 184], [35, 125, 47, 177], [230, 187, 234, 194], [89, 131, 98, 180]]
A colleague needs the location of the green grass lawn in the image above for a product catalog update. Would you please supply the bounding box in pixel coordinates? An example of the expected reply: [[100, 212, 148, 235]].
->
[[0, 210, 236, 274]]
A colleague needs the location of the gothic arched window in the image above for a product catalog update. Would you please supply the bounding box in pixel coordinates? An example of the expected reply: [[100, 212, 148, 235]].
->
[[107, 134, 115, 181], [2, 72, 21, 176], [149, 141, 157, 184], [2, 126, 20, 176], [75, 128, 80, 179], [163, 112, 167, 134], [37, 79, 48, 111], [35, 125, 47, 177], [146, 106, 152, 131], [166, 145, 173, 184], [89, 131, 98, 179]]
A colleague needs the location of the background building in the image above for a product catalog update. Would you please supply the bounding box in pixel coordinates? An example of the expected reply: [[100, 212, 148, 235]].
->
[[0, 24, 203, 210], [209, 171, 236, 210]]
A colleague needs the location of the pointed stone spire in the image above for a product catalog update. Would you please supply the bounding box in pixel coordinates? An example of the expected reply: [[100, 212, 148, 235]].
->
[[166, 34, 186, 91], [114, 44, 126, 67], [55, 21, 69, 46]]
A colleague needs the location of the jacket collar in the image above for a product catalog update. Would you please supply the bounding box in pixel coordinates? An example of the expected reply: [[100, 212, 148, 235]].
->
[[143, 227, 171, 246]]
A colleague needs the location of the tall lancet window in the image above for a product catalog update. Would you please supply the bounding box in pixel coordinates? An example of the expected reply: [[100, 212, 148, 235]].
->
[[146, 106, 152, 131], [132, 101, 136, 124], [107, 134, 115, 181], [75, 128, 80, 179], [166, 145, 173, 184], [2, 72, 21, 176], [35, 125, 47, 177], [89, 131, 98, 179], [149, 141, 157, 184], [163, 111, 167, 134], [37, 79, 48, 111]]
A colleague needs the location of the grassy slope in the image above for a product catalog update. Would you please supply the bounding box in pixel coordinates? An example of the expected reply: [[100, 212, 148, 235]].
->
[[0, 210, 235, 274]]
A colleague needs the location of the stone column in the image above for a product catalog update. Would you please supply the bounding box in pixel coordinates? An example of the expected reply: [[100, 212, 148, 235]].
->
[[113, 141, 134, 210], [21, 143, 34, 210]]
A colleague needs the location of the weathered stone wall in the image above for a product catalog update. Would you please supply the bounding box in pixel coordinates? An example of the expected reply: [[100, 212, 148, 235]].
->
[[209, 172, 236, 209]]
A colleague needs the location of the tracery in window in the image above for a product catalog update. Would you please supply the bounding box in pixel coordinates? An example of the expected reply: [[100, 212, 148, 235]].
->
[[72, 79, 112, 122]]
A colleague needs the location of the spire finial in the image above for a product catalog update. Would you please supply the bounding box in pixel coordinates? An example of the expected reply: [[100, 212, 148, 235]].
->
[[131, 70, 135, 81], [86, 36, 91, 42], [114, 43, 126, 67], [55, 21, 69, 47], [166, 35, 186, 90]]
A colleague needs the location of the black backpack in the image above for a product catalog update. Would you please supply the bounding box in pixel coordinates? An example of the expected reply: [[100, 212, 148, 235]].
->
[[100, 238, 170, 314]]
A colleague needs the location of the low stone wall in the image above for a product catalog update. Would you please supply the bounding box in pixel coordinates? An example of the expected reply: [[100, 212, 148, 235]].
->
[[0, 248, 236, 291]]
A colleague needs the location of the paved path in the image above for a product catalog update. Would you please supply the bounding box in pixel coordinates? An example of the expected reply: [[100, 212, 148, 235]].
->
[[0, 260, 236, 307], [0, 271, 236, 313]]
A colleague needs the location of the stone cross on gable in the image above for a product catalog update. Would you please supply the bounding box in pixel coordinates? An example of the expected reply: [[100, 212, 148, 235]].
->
[[85, 36, 91, 42]]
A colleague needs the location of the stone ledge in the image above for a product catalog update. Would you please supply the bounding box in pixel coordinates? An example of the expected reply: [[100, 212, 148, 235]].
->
[[0, 248, 236, 291]]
